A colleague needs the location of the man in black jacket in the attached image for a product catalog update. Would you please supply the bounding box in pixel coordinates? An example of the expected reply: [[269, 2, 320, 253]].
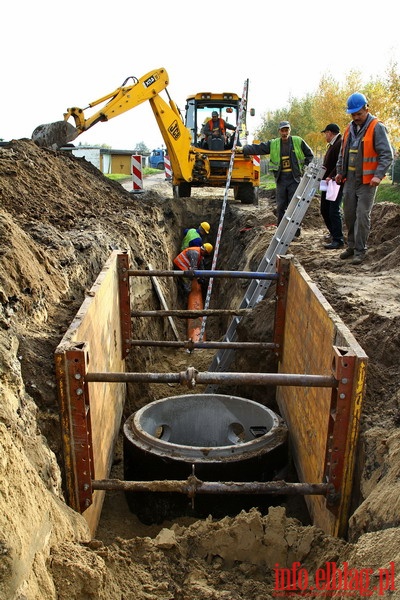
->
[[320, 124, 344, 249]]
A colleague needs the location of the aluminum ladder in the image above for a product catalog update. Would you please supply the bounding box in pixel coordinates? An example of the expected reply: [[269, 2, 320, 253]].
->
[[206, 160, 325, 389]]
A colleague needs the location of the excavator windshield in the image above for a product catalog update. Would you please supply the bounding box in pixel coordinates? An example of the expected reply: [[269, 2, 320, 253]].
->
[[185, 93, 243, 148]]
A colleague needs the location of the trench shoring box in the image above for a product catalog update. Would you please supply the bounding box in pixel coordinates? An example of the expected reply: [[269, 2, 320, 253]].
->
[[54, 249, 367, 539]]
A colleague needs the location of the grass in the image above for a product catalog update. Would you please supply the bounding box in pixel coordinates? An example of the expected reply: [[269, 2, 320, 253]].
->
[[105, 173, 129, 181], [376, 179, 400, 204], [259, 173, 276, 191], [260, 173, 400, 205], [105, 167, 161, 182]]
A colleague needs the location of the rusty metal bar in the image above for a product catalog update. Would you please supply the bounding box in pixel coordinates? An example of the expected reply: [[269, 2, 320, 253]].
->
[[128, 269, 279, 280], [85, 369, 338, 388], [324, 349, 362, 518], [55, 345, 95, 513], [132, 308, 251, 318], [128, 339, 277, 351], [92, 476, 333, 498]]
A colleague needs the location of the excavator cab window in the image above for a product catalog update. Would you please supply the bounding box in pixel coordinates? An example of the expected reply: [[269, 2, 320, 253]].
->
[[186, 99, 240, 149], [185, 99, 197, 145]]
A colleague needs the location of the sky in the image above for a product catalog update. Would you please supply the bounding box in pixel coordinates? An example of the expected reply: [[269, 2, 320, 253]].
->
[[2, 1, 399, 151]]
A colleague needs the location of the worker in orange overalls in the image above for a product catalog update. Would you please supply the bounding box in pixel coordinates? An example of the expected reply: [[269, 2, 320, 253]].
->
[[173, 244, 213, 297]]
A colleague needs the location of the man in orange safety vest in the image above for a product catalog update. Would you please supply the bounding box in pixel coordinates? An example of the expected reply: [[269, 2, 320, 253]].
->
[[201, 111, 236, 149], [173, 244, 213, 296]]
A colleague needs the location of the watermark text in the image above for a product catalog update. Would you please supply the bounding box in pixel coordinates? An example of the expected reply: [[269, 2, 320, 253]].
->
[[273, 561, 396, 597]]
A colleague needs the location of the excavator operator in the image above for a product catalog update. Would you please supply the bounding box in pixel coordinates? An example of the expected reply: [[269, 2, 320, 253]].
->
[[201, 111, 236, 150]]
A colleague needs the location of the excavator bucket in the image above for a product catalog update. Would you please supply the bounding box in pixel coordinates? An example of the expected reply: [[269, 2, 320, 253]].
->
[[31, 121, 80, 149]]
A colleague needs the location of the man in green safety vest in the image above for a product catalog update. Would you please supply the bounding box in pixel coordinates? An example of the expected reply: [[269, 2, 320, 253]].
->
[[238, 122, 314, 235], [180, 222, 211, 251]]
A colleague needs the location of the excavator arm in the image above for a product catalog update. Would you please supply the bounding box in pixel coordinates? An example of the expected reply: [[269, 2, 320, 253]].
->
[[31, 66, 258, 200], [147, 94, 194, 182], [64, 69, 170, 133], [31, 67, 194, 180]]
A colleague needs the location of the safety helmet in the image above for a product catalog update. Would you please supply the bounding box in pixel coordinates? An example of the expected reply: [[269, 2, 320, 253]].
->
[[346, 92, 368, 114], [200, 221, 210, 234], [202, 243, 213, 254]]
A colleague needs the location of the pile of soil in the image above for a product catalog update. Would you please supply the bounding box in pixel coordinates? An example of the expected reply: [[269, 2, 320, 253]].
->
[[1, 139, 399, 599]]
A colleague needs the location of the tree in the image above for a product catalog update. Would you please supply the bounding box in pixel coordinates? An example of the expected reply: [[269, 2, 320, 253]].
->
[[133, 141, 149, 154], [385, 62, 400, 145], [253, 62, 400, 155]]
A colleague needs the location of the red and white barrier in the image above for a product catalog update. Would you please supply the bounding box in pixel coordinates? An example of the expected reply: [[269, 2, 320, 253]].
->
[[164, 154, 172, 181], [252, 155, 261, 169], [131, 154, 144, 193]]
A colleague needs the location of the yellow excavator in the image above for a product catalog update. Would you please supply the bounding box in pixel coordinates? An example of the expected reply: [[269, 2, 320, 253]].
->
[[31, 67, 260, 204]]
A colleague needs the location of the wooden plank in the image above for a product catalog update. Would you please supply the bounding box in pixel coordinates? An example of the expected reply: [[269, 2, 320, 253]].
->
[[148, 262, 180, 340]]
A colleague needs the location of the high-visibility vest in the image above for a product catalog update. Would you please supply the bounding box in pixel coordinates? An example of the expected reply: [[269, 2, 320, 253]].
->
[[173, 247, 202, 271], [181, 228, 201, 251], [207, 118, 226, 136], [342, 118, 379, 183], [269, 136, 305, 172]]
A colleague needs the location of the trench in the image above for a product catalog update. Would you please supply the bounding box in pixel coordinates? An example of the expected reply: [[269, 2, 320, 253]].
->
[[94, 194, 312, 542], [54, 176, 366, 539]]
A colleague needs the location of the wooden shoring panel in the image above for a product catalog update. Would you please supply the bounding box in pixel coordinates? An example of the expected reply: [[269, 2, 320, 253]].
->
[[275, 256, 368, 537], [117, 252, 133, 358], [55, 251, 127, 535]]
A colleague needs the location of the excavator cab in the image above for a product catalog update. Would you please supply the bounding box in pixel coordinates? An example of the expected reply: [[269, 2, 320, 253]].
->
[[185, 93, 243, 149], [177, 91, 259, 205]]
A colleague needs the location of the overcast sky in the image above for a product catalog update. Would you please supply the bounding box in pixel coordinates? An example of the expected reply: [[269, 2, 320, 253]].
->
[[3, 1, 399, 151]]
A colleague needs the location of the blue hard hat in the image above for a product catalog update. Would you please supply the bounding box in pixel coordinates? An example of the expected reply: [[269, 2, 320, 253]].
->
[[346, 92, 368, 114]]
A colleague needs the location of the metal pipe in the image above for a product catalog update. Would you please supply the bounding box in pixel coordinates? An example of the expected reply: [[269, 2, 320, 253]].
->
[[131, 308, 251, 318], [85, 369, 338, 388], [127, 269, 279, 280], [128, 339, 277, 350], [92, 477, 332, 497]]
